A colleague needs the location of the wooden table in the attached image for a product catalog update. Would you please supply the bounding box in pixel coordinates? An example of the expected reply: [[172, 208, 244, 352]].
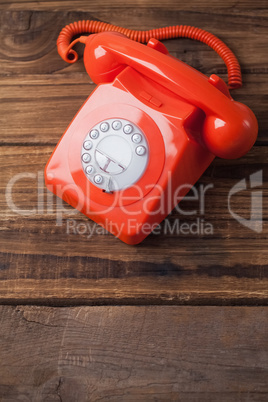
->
[[0, 1, 267, 400]]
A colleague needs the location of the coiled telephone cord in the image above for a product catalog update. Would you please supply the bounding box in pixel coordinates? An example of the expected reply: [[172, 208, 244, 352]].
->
[[57, 20, 242, 89]]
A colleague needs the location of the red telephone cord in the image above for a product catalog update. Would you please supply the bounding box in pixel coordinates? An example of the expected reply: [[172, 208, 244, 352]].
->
[[57, 20, 242, 89]]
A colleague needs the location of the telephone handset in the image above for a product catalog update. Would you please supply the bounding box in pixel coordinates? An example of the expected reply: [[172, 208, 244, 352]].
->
[[45, 21, 258, 244], [83, 32, 257, 159]]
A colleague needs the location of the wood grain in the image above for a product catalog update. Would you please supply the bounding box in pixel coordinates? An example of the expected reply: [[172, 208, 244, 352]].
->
[[0, 74, 267, 145], [1, 9, 267, 75], [0, 8, 267, 143], [0, 3, 267, 400], [0, 145, 267, 305], [0, 306, 267, 401], [0, 0, 267, 10], [0, 5, 267, 306]]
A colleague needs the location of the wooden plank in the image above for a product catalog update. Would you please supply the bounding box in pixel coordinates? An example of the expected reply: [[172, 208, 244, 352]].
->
[[0, 0, 267, 10], [0, 9, 267, 76], [0, 3, 266, 399], [0, 145, 267, 305], [0, 9, 267, 143], [0, 72, 267, 93], [0, 306, 267, 401], [0, 73, 267, 144], [0, 6, 267, 306]]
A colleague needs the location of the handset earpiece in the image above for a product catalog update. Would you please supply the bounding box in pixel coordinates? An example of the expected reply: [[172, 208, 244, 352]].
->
[[83, 32, 258, 159], [202, 101, 258, 159], [83, 32, 127, 84]]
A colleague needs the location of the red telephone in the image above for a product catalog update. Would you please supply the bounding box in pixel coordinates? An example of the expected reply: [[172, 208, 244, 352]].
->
[[45, 22, 258, 244]]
